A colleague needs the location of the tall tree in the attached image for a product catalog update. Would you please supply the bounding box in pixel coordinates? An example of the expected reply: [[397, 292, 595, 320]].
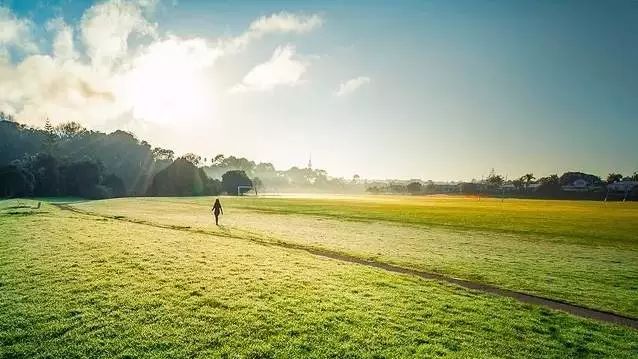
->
[[486, 171, 504, 188], [43, 119, 58, 154], [28, 153, 60, 196], [212, 154, 225, 165], [152, 147, 175, 161], [537, 174, 561, 195], [181, 153, 201, 166], [607, 173, 623, 184], [522, 173, 535, 191], [55, 122, 86, 138]]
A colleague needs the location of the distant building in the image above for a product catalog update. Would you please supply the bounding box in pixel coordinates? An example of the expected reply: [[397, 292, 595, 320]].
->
[[562, 179, 601, 192], [431, 183, 460, 193], [607, 181, 638, 193], [500, 183, 517, 192]]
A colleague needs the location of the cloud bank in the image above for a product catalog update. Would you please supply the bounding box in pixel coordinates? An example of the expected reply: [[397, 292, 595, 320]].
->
[[0, 7, 37, 56], [0, 2, 323, 128]]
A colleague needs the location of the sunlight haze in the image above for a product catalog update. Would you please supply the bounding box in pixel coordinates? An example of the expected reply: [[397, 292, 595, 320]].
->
[[1, 0, 636, 180]]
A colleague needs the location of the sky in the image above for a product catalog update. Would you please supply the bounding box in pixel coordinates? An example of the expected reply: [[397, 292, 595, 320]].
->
[[0, 0, 637, 181]]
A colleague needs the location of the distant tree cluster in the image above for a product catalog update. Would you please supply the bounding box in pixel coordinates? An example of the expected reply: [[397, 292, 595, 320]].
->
[[0, 153, 125, 199], [5, 115, 634, 201], [0, 117, 361, 199], [201, 154, 357, 193], [0, 118, 173, 198], [147, 158, 220, 196], [366, 169, 638, 201]]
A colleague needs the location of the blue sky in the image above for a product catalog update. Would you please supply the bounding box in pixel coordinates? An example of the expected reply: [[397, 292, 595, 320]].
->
[[1, 0, 636, 180]]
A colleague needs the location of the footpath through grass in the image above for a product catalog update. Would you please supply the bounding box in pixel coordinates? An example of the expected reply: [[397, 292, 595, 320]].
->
[[71, 196, 638, 318], [1, 200, 638, 358]]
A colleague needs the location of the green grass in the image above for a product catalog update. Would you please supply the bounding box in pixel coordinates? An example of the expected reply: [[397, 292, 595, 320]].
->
[[228, 195, 638, 245], [70, 195, 638, 318], [1, 200, 638, 358]]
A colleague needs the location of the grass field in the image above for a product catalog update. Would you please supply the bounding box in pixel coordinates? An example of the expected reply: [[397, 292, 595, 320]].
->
[[1, 196, 638, 357], [71, 195, 638, 318]]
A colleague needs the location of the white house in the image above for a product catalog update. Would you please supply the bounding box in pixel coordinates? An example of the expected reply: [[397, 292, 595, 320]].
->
[[562, 179, 601, 192]]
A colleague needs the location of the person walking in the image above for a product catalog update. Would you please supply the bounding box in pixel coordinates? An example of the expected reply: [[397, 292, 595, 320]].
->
[[212, 198, 223, 225]]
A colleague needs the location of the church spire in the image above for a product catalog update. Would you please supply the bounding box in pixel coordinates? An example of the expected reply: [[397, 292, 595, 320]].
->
[[308, 153, 312, 169]]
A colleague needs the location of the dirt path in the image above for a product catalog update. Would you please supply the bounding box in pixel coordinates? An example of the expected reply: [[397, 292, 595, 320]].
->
[[55, 203, 638, 329]]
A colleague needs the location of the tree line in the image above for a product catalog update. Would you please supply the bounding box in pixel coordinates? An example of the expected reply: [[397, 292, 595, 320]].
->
[[367, 170, 638, 201], [0, 115, 359, 199]]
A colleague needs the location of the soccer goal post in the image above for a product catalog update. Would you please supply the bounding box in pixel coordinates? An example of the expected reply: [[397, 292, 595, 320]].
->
[[237, 185, 256, 196]]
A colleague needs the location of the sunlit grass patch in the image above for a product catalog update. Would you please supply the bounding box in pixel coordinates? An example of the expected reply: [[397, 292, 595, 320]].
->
[[1, 202, 637, 357], [74, 195, 638, 317]]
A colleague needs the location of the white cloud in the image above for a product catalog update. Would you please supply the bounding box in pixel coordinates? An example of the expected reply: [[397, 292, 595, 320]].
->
[[249, 12, 323, 34], [0, 2, 321, 129], [230, 45, 308, 93], [223, 12, 323, 54], [46, 18, 78, 61], [335, 76, 371, 97], [0, 54, 121, 127], [0, 6, 37, 54], [1, 1, 153, 127], [80, 0, 157, 69]]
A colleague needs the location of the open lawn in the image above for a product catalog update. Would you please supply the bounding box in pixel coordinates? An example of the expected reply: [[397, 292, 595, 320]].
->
[[72, 195, 638, 318], [1, 197, 637, 358]]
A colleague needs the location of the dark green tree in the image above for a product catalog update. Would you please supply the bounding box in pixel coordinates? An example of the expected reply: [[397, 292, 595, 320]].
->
[[147, 158, 210, 196], [28, 153, 60, 196], [222, 170, 252, 195], [537, 174, 561, 195], [59, 159, 103, 197], [102, 174, 126, 197], [0, 164, 35, 198]]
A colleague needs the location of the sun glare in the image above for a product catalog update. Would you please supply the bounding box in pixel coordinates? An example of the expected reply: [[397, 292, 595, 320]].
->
[[119, 38, 217, 125]]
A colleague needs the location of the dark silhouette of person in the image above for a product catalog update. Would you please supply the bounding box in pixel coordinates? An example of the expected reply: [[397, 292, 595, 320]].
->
[[212, 198, 223, 225]]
